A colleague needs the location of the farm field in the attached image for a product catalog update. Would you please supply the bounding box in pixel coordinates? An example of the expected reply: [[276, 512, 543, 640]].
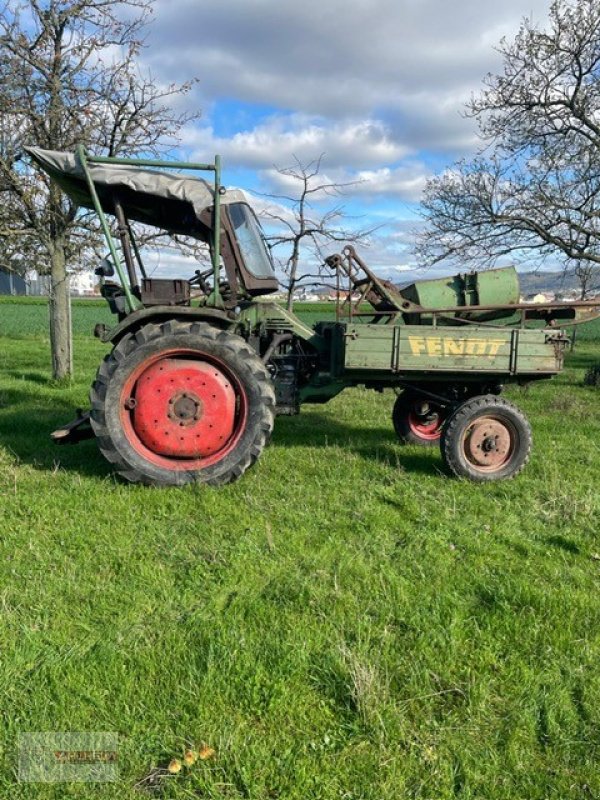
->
[[0, 299, 599, 799], [0, 296, 344, 338]]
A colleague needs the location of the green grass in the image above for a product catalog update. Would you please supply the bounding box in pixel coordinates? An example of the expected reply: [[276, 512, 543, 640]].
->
[[0, 298, 342, 338], [0, 303, 600, 799], [3, 294, 600, 341]]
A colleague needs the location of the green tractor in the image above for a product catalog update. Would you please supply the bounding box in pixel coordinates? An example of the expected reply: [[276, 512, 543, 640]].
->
[[28, 147, 600, 486]]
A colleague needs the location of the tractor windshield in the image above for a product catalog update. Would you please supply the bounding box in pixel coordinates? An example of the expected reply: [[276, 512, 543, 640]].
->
[[228, 203, 275, 279]]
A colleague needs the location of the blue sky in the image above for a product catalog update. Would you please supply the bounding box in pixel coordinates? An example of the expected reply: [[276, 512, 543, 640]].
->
[[140, 0, 553, 280]]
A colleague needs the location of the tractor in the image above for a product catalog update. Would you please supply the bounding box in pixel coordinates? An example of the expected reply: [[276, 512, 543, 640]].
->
[[27, 147, 600, 486]]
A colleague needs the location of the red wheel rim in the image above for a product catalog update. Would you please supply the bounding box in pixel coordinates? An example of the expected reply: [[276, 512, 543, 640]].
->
[[407, 406, 444, 441], [461, 415, 515, 473], [119, 349, 247, 471]]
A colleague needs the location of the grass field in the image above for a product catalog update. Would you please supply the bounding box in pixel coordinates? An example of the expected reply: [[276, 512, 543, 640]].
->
[[1, 299, 599, 799]]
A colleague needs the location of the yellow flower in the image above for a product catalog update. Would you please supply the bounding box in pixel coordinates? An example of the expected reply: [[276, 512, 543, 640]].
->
[[198, 744, 216, 760], [183, 749, 197, 766], [168, 758, 182, 774]]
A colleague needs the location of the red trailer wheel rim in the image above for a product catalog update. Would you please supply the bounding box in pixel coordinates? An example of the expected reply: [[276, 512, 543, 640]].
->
[[407, 408, 444, 441], [462, 416, 514, 472], [119, 349, 247, 471]]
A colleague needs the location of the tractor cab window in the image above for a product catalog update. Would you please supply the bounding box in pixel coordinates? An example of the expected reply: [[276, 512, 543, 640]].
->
[[228, 202, 275, 279]]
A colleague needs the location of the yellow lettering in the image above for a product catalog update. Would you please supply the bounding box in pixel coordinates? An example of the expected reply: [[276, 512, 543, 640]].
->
[[409, 335, 506, 359], [426, 337, 442, 356], [443, 339, 464, 356], [408, 336, 426, 355]]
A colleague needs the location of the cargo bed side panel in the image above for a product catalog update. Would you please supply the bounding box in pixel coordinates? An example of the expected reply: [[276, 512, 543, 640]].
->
[[342, 325, 562, 375]]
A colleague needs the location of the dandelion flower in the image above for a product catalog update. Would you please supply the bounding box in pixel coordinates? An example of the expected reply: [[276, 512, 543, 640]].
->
[[168, 758, 182, 774], [198, 745, 216, 760]]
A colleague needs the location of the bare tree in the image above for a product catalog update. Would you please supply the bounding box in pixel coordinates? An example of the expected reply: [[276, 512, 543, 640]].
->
[[0, 0, 198, 379], [260, 155, 373, 310], [418, 0, 600, 282], [573, 261, 599, 300]]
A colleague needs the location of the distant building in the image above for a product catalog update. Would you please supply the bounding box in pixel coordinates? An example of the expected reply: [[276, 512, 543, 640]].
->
[[555, 290, 579, 302], [69, 270, 99, 296], [0, 270, 27, 295], [327, 290, 363, 303], [526, 292, 555, 304], [26, 271, 51, 296], [24, 269, 99, 296]]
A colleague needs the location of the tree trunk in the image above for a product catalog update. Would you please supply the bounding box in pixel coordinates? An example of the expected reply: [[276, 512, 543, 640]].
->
[[571, 284, 588, 352], [48, 240, 72, 380], [286, 279, 295, 312], [286, 246, 300, 312]]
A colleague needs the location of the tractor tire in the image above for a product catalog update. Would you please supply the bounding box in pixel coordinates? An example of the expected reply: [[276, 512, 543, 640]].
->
[[89, 320, 275, 486], [440, 394, 532, 482], [392, 390, 446, 446]]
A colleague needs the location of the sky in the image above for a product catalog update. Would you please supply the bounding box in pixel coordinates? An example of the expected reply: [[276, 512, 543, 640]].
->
[[141, 0, 553, 280]]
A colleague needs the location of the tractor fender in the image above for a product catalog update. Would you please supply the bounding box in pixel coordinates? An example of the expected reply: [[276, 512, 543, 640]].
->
[[95, 305, 239, 345]]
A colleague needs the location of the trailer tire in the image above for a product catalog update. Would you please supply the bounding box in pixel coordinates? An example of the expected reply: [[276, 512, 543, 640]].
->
[[89, 320, 275, 486], [392, 390, 446, 446], [441, 395, 532, 482]]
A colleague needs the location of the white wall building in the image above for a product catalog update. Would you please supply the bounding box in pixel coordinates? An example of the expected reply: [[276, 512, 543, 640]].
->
[[69, 270, 98, 295], [25, 269, 99, 296]]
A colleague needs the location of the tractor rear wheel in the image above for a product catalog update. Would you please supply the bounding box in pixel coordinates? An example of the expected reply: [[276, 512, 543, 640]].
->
[[392, 390, 446, 446], [440, 395, 532, 481], [89, 321, 275, 486]]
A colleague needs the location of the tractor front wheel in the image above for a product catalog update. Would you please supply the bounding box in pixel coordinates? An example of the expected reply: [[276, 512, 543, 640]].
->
[[89, 321, 275, 486], [392, 390, 446, 446], [440, 395, 532, 481]]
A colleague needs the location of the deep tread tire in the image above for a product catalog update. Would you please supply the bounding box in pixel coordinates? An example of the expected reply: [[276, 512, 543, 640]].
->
[[440, 394, 532, 482], [89, 321, 275, 486], [392, 390, 445, 447]]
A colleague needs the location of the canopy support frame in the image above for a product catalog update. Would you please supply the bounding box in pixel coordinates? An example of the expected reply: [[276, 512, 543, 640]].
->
[[75, 146, 224, 312]]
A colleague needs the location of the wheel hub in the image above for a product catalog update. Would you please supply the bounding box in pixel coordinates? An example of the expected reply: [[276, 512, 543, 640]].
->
[[481, 435, 497, 453], [130, 358, 236, 458], [465, 417, 511, 468], [168, 392, 203, 426], [410, 412, 440, 432], [408, 402, 443, 440]]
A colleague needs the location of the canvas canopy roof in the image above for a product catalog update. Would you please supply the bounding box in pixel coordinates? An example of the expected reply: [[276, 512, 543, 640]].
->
[[25, 147, 247, 238]]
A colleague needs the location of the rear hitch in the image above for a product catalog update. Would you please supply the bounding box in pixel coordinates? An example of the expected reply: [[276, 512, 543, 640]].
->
[[51, 409, 95, 445]]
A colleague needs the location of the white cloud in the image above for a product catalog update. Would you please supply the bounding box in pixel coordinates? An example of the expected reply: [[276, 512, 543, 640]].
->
[[178, 113, 433, 203], [137, 0, 555, 275], [148, 0, 552, 156], [263, 161, 430, 203], [180, 115, 408, 170], [353, 166, 429, 202]]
